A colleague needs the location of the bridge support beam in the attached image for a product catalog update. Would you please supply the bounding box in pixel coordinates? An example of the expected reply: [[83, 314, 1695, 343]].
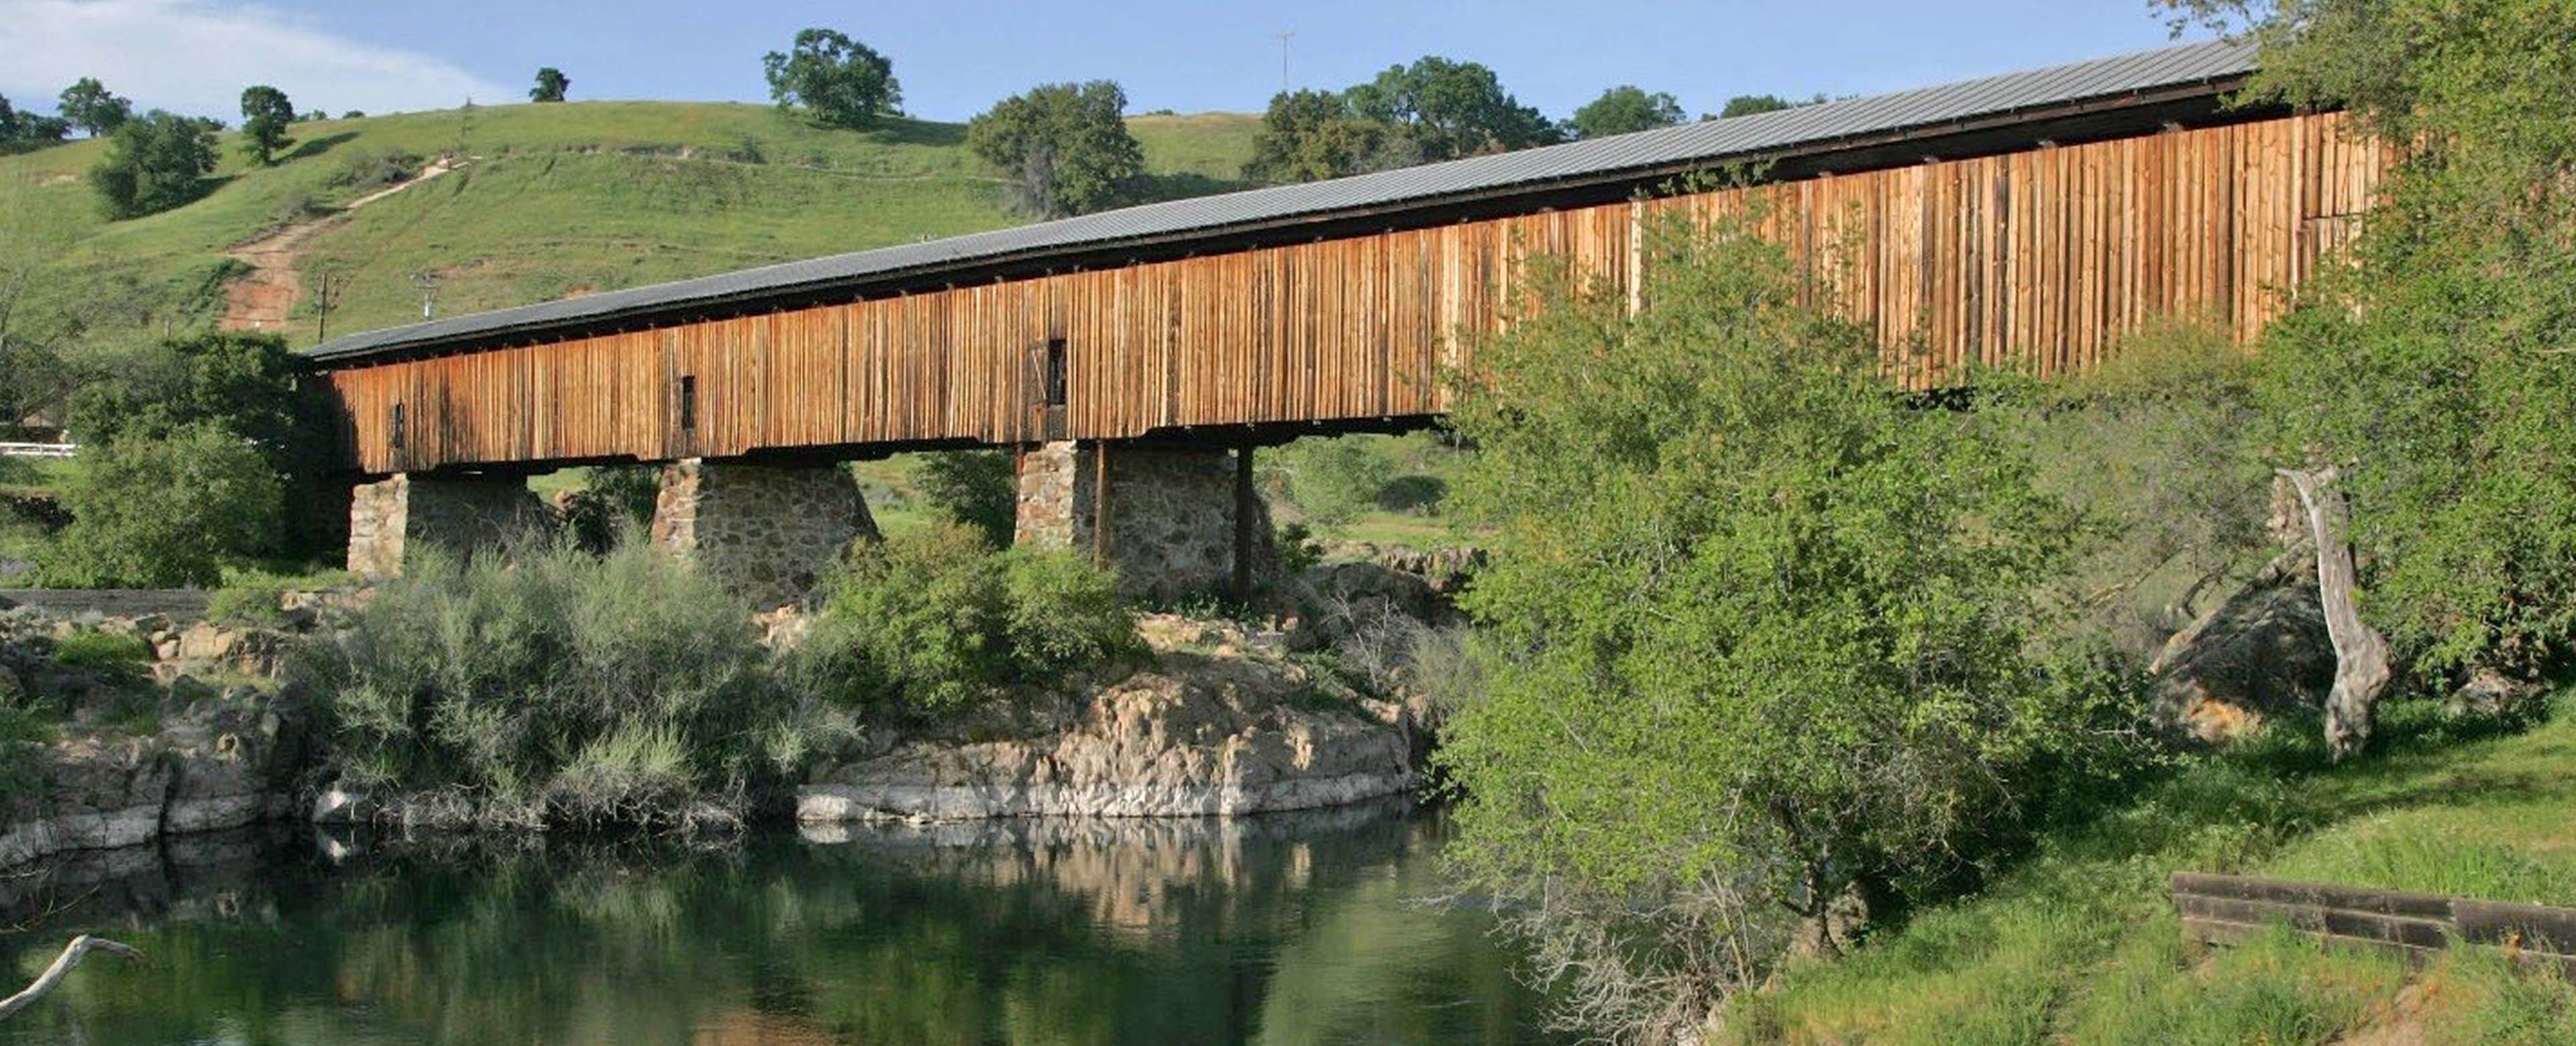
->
[[345, 472, 543, 579], [652, 459, 877, 609], [1014, 441, 1273, 601]]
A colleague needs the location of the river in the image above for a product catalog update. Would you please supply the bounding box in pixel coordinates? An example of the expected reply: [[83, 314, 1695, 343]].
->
[[0, 799, 1562, 1045]]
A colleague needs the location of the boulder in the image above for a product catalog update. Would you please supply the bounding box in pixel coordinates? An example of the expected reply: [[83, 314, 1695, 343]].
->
[[2149, 553, 2336, 744], [798, 651, 1416, 821]]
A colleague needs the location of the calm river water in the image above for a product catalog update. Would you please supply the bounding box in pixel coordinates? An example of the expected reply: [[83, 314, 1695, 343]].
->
[[0, 800, 1562, 1045]]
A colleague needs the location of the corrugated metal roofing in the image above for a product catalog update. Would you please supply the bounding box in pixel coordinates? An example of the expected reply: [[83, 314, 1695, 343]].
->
[[306, 37, 2259, 361]]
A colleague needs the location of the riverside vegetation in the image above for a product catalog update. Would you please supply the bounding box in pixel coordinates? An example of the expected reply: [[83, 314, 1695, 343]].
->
[[1421, 1, 2576, 1041]]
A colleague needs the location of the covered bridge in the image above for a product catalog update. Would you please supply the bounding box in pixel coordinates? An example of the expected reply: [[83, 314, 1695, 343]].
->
[[302, 38, 2388, 605]]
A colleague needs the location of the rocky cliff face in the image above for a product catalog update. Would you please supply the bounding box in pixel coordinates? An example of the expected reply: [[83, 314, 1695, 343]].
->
[[799, 616, 1424, 821], [1, 610, 318, 868]]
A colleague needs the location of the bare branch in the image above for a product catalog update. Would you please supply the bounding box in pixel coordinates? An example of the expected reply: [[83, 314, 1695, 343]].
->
[[0, 935, 147, 1021]]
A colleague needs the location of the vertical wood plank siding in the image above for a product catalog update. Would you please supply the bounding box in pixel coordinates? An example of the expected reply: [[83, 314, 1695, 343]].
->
[[321, 111, 2390, 475]]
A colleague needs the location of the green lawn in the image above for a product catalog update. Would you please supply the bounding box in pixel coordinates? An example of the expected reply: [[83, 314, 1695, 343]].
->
[[1727, 698, 2576, 1044], [3, 101, 1260, 349]]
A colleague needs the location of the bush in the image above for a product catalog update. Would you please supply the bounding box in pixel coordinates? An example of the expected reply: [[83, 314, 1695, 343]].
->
[[1435, 204, 2132, 1037], [912, 451, 1016, 547], [1000, 546, 1138, 676], [42, 424, 284, 587], [299, 534, 792, 827], [52, 628, 150, 675], [66, 331, 337, 560], [805, 523, 1134, 715]]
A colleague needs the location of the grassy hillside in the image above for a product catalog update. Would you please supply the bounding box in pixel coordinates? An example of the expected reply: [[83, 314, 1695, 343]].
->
[[0, 101, 1261, 346], [1727, 699, 2576, 1043]]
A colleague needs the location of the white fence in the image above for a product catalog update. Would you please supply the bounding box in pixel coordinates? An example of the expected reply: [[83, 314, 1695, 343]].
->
[[0, 443, 75, 459]]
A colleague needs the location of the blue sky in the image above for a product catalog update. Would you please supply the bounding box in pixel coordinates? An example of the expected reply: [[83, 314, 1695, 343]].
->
[[0, 0, 2210, 124]]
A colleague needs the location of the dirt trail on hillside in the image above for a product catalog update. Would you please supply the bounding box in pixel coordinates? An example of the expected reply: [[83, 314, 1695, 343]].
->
[[219, 156, 463, 333]]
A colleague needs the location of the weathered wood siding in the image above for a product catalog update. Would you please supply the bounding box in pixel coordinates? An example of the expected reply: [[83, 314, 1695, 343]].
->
[[319, 111, 2390, 475]]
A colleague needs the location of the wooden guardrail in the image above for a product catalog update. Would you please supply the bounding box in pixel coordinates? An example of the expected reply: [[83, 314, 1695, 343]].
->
[[2174, 872, 2576, 976]]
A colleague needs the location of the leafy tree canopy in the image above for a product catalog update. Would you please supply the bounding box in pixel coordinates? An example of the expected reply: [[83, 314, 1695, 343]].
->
[[762, 29, 902, 129], [42, 422, 284, 588], [1244, 56, 1558, 183], [1242, 89, 1389, 183], [1715, 92, 1825, 119], [2161, 0, 2576, 679], [238, 84, 295, 165], [966, 80, 1144, 218], [1436, 205, 2123, 1035], [87, 109, 219, 218], [530, 67, 570, 103], [55, 78, 131, 136], [1568, 84, 1684, 138], [67, 331, 337, 558], [0, 95, 70, 155]]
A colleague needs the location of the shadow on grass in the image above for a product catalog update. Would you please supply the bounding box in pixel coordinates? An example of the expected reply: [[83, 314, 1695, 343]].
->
[[865, 118, 967, 148], [284, 131, 360, 163], [1124, 172, 1259, 205]]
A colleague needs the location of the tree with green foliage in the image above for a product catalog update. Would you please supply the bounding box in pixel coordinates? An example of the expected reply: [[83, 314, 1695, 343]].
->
[[0, 95, 70, 154], [54, 78, 130, 136], [1568, 85, 1684, 138], [42, 422, 284, 587], [762, 29, 902, 129], [1436, 205, 2125, 1038], [238, 84, 295, 164], [530, 67, 570, 103], [1721, 93, 1823, 118], [967, 80, 1144, 218], [1242, 89, 1390, 184], [913, 451, 1018, 547], [801, 523, 1136, 715], [86, 109, 219, 218], [1344, 56, 1560, 165], [66, 331, 335, 558], [2155, 0, 2576, 697]]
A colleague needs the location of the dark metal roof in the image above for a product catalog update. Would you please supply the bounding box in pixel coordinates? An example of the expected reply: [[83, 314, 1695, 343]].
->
[[305, 37, 2258, 363]]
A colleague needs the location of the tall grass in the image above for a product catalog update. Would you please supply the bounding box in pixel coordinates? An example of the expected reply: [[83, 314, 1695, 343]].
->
[[299, 532, 795, 827]]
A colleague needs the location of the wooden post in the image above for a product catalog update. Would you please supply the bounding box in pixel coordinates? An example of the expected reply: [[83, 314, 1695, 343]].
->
[[1233, 443, 1256, 601], [1092, 440, 1110, 565]]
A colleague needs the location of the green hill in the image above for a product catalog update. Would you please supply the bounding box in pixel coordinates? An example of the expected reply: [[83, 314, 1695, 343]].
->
[[1, 101, 1263, 346]]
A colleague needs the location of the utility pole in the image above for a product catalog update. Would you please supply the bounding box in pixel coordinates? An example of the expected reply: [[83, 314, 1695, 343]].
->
[[311, 268, 347, 344], [1276, 31, 1293, 91]]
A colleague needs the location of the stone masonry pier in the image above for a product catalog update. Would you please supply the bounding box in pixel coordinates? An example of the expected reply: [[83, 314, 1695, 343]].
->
[[345, 473, 543, 579], [651, 459, 877, 609], [1014, 441, 1271, 601]]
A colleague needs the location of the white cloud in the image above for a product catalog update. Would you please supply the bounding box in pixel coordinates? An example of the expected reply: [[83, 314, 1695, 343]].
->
[[0, 0, 513, 119]]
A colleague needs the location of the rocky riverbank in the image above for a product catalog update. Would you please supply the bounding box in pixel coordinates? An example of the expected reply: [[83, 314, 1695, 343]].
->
[[798, 614, 1431, 821]]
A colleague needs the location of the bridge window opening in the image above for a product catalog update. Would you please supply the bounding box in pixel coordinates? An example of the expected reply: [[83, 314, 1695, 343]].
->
[[679, 374, 698, 431], [1043, 339, 1067, 408], [389, 402, 406, 449]]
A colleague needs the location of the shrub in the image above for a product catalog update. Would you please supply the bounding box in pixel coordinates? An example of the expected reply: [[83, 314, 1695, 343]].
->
[[912, 451, 1016, 547], [299, 534, 789, 827], [1436, 203, 2130, 1037], [805, 523, 1134, 715], [88, 110, 218, 218], [1000, 546, 1138, 677], [40, 423, 284, 588], [332, 148, 422, 190]]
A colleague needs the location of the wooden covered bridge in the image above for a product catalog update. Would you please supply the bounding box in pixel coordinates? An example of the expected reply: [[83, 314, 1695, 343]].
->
[[302, 38, 2389, 605]]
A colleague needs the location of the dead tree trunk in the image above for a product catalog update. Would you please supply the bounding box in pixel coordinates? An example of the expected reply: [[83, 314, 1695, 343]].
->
[[2279, 466, 2393, 760], [0, 935, 144, 1021]]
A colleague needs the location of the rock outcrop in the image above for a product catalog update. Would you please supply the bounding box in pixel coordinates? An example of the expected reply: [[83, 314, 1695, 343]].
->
[[0, 687, 313, 867], [2149, 550, 2337, 744], [799, 620, 1419, 821]]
